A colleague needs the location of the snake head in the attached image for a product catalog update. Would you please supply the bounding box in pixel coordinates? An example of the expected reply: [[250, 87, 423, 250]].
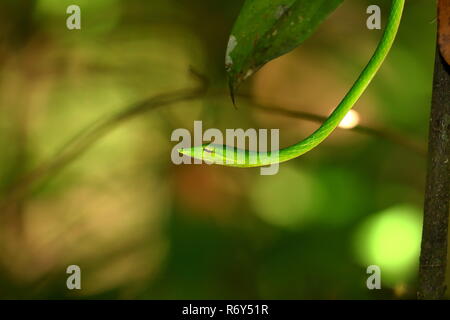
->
[[178, 144, 223, 164]]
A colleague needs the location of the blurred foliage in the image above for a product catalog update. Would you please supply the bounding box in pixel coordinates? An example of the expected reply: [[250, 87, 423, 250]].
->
[[0, 0, 439, 299]]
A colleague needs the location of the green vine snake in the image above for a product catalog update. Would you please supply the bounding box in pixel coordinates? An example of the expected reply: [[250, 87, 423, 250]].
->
[[179, 0, 405, 167]]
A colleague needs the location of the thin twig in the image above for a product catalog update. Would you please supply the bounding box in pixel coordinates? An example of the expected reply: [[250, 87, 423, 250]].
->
[[0, 76, 208, 211], [0, 73, 425, 210], [244, 101, 426, 156]]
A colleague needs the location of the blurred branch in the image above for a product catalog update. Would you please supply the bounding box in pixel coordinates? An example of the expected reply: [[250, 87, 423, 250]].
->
[[1, 69, 426, 210], [0, 70, 209, 211], [237, 95, 426, 156]]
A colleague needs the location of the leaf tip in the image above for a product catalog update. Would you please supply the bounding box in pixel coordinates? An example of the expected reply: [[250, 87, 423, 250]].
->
[[228, 80, 238, 109]]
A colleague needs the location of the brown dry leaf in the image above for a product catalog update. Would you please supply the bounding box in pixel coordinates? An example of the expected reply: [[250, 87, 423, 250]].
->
[[438, 0, 450, 65]]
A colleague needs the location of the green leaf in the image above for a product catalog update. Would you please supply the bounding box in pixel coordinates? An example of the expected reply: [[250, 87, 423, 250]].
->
[[226, 0, 343, 98]]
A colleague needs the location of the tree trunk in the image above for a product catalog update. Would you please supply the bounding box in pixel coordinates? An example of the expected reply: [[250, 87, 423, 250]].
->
[[417, 0, 450, 298]]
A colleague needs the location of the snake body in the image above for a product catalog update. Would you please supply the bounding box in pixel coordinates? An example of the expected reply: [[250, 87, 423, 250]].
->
[[179, 0, 405, 167]]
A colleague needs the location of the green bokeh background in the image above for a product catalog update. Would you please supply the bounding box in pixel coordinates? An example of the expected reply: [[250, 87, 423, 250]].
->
[[0, 0, 441, 299]]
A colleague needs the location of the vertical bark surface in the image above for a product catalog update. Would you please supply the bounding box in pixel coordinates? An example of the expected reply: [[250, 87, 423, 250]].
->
[[418, 41, 450, 299]]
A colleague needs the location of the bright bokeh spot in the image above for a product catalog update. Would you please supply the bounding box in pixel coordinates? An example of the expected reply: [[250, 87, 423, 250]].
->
[[339, 110, 360, 129], [250, 166, 322, 229], [354, 205, 422, 285]]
